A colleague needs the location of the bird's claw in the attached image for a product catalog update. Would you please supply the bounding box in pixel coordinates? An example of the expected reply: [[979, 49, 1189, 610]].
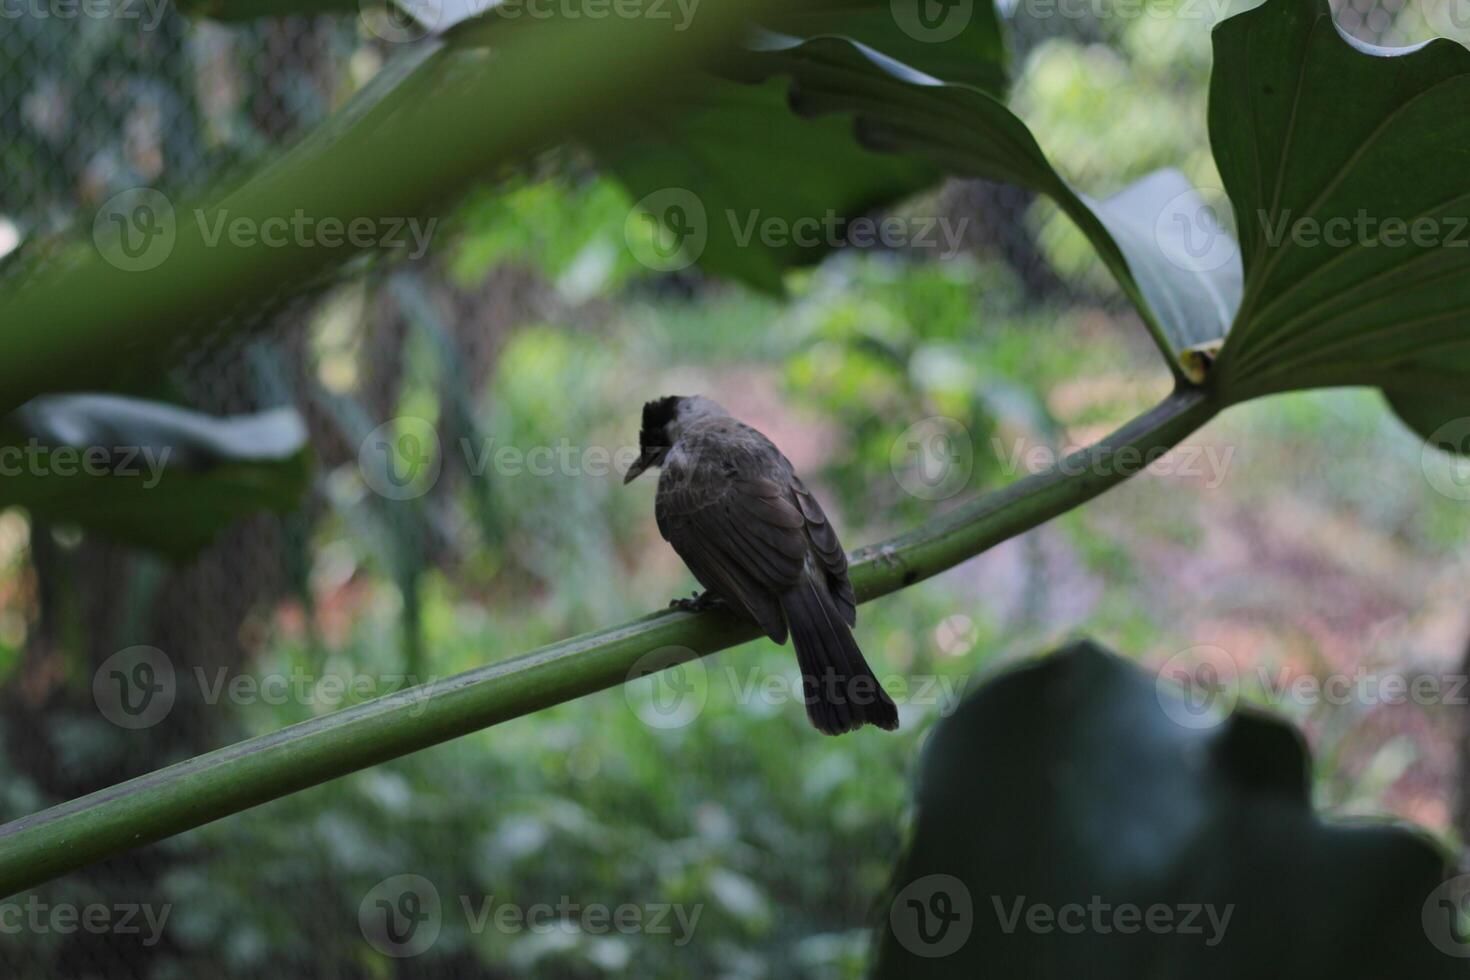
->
[[669, 590, 720, 612]]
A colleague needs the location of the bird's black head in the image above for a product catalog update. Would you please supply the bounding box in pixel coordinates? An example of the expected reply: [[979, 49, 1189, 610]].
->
[[640, 396, 681, 449], [624, 395, 684, 484]]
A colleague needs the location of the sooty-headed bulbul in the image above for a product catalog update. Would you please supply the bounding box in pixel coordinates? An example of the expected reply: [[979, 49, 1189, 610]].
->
[[624, 395, 899, 735]]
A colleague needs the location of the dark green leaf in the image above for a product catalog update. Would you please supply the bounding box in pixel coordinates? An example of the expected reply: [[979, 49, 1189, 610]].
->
[[1204, 0, 1470, 423], [874, 641, 1462, 978], [595, 81, 935, 292], [595, 0, 1007, 291], [1383, 388, 1470, 451]]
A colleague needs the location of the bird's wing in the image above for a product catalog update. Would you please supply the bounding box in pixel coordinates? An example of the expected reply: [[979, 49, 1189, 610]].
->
[[790, 474, 857, 627], [656, 461, 808, 644]]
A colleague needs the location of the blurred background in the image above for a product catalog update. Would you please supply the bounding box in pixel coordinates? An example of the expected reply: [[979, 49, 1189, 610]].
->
[[3, 0, 1470, 976]]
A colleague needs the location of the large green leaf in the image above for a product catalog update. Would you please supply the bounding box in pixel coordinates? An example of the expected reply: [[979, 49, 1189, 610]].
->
[[594, 80, 935, 292], [0, 0, 778, 416], [586, 0, 1009, 291], [721, 36, 1241, 380], [179, 0, 1009, 293], [874, 641, 1462, 978], [0, 395, 310, 557], [1203, 0, 1470, 429], [1384, 387, 1470, 451]]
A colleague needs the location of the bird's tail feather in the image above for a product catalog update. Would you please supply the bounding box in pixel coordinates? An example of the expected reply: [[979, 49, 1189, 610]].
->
[[781, 573, 898, 735]]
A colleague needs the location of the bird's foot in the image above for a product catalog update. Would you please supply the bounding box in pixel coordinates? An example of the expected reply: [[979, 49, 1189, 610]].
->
[[669, 590, 720, 613]]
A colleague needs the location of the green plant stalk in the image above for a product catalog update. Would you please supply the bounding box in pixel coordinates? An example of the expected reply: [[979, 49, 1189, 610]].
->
[[0, 386, 1219, 897]]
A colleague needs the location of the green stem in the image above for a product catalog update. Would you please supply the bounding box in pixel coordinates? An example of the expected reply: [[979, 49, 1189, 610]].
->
[[0, 386, 1218, 897]]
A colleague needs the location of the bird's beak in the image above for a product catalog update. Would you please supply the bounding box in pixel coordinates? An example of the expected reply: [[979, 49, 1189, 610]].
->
[[623, 449, 658, 484]]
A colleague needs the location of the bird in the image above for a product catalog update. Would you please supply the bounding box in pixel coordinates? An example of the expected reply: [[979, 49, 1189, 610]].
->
[[624, 395, 899, 735]]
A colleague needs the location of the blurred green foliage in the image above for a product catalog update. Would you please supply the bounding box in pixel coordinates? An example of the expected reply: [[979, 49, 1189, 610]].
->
[[6, 0, 1470, 975], [1010, 0, 1221, 298], [449, 174, 651, 301]]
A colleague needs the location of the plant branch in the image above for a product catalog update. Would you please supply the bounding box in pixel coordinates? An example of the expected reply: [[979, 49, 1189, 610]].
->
[[0, 385, 1219, 898]]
